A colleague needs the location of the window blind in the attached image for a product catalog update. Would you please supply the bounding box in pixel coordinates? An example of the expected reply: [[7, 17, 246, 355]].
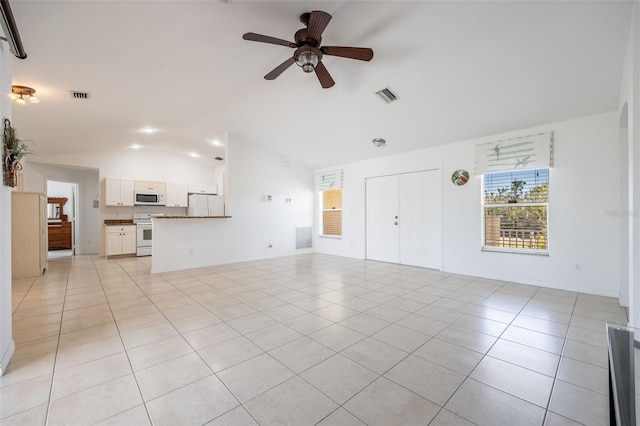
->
[[318, 169, 343, 191], [475, 132, 553, 175], [483, 169, 549, 251]]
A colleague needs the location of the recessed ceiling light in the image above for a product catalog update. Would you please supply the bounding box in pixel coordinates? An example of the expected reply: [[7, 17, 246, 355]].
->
[[139, 127, 158, 134], [209, 139, 223, 146], [188, 152, 200, 158], [129, 144, 142, 150]]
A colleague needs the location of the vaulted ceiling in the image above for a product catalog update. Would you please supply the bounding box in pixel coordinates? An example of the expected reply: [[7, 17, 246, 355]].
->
[[9, 1, 633, 169]]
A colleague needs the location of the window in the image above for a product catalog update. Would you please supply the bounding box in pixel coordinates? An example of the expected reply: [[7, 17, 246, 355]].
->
[[321, 189, 342, 236], [483, 168, 549, 252]]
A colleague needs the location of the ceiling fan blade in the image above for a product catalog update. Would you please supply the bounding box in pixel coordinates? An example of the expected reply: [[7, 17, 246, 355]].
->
[[321, 46, 374, 61], [307, 11, 332, 41], [314, 61, 335, 89], [264, 57, 296, 80], [243, 32, 296, 48]]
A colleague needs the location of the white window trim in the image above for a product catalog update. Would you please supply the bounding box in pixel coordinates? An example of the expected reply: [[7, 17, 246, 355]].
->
[[480, 172, 550, 255], [319, 191, 343, 238]]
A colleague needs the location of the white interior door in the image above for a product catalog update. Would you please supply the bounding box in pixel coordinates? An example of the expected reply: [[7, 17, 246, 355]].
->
[[399, 170, 442, 269], [366, 170, 442, 269], [366, 175, 400, 263]]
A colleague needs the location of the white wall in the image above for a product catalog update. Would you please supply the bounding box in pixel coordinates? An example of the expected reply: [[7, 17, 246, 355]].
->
[[617, 2, 640, 325], [0, 42, 14, 376], [152, 138, 314, 272], [47, 180, 74, 201], [21, 162, 100, 255], [316, 111, 622, 298]]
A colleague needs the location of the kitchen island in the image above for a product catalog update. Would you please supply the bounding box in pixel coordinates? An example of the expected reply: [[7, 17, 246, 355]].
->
[[151, 215, 234, 273]]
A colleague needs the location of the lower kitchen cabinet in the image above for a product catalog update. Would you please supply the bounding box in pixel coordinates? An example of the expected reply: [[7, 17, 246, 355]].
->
[[106, 225, 137, 256]]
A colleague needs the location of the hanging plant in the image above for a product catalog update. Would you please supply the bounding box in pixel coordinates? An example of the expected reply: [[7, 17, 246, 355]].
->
[[3, 118, 33, 187]]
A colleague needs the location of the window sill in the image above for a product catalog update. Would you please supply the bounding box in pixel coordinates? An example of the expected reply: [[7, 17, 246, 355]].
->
[[319, 235, 342, 240], [481, 246, 549, 256]]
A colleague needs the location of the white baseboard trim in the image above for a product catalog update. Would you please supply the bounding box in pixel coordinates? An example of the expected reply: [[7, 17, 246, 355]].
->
[[0, 340, 16, 376]]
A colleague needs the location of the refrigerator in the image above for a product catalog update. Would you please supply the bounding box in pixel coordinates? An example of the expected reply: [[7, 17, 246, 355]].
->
[[187, 194, 225, 216]]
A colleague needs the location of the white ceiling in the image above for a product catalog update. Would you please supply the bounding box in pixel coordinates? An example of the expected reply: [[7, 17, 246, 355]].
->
[[9, 1, 633, 169]]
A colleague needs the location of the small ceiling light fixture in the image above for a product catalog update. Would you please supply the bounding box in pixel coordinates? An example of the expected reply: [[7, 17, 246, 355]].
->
[[11, 85, 39, 105], [129, 144, 142, 150], [209, 139, 223, 146], [188, 152, 200, 158], [372, 138, 386, 147], [139, 127, 158, 134]]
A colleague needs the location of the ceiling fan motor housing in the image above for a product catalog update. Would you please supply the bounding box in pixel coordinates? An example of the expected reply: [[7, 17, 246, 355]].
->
[[294, 28, 320, 47]]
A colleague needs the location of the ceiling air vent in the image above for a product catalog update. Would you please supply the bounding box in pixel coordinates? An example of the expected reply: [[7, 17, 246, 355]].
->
[[376, 87, 398, 103], [214, 157, 224, 161], [70, 90, 90, 100]]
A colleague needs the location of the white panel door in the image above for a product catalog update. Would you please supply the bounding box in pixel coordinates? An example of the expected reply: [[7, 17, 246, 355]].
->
[[399, 170, 442, 269], [366, 175, 400, 263]]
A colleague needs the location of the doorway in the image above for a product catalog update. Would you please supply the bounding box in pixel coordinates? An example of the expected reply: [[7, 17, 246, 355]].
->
[[365, 169, 442, 269], [46, 180, 79, 258]]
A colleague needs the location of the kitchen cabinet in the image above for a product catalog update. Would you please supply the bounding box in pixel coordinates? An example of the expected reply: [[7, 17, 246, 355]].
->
[[134, 180, 166, 191], [12, 192, 48, 278], [106, 225, 137, 256], [105, 178, 134, 206], [188, 183, 218, 195], [166, 182, 188, 207]]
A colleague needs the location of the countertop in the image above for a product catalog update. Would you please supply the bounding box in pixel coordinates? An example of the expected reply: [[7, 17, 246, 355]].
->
[[104, 219, 134, 225], [155, 216, 232, 219]]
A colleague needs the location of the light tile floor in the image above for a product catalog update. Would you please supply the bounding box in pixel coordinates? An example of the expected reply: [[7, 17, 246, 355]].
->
[[1, 254, 627, 425]]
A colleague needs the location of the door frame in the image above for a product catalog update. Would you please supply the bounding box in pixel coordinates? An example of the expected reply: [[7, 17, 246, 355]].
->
[[46, 178, 80, 255]]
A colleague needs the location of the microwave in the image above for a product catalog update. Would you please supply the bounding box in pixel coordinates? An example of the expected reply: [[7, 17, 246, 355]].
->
[[134, 191, 166, 206]]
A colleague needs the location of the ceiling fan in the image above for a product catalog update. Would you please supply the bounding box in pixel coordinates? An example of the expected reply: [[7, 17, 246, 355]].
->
[[242, 10, 374, 89]]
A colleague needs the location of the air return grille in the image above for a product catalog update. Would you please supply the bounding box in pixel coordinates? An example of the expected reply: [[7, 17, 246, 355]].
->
[[70, 91, 90, 99], [376, 87, 398, 103], [296, 227, 312, 249]]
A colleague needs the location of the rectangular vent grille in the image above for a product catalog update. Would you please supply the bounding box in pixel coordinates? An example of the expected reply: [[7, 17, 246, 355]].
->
[[296, 227, 312, 249], [70, 91, 90, 99], [376, 87, 398, 103]]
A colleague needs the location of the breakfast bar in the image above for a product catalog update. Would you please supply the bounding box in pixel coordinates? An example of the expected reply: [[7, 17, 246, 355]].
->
[[151, 215, 233, 273]]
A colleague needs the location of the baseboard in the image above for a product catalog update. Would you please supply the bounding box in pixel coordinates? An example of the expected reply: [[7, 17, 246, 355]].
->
[[0, 339, 15, 376]]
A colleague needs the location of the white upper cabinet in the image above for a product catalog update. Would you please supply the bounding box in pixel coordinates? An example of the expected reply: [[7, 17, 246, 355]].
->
[[166, 183, 188, 207], [105, 178, 134, 206], [188, 183, 218, 195], [134, 180, 166, 191]]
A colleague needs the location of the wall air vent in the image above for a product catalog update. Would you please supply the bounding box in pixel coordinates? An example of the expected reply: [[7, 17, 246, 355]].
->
[[214, 157, 224, 161], [70, 91, 90, 100], [296, 227, 312, 249], [376, 87, 398, 103]]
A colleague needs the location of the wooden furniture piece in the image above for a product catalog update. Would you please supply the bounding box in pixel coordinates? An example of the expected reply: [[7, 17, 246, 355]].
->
[[12, 192, 47, 279], [47, 197, 72, 249]]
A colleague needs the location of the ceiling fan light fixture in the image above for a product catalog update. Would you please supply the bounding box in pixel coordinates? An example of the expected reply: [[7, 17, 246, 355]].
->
[[296, 50, 318, 73]]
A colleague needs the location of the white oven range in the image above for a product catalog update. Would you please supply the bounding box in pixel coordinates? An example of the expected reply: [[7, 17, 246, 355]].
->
[[133, 213, 164, 256]]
